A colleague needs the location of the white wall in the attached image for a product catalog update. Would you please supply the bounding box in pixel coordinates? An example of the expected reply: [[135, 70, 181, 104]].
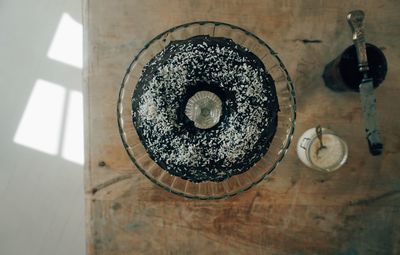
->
[[0, 0, 85, 254]]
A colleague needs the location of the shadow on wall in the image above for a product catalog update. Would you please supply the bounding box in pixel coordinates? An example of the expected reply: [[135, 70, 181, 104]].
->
[[13, 12, 84, 165]]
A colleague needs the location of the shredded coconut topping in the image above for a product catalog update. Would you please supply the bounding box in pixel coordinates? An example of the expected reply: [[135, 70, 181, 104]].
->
[[132, 35, 278, 182]]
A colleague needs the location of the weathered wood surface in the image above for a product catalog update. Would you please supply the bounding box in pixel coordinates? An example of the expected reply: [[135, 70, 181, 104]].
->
[[83, 1, 400, 254]]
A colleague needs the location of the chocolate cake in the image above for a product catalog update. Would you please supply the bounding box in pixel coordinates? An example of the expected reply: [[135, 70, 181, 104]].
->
[[132, 35, 279, 183]]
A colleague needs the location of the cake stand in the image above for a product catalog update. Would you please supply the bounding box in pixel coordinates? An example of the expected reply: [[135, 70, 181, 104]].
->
[[117, 21, 296, 199]]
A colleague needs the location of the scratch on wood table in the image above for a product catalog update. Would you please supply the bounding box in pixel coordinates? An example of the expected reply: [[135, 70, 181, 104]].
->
[[348, 190, 400, 206], [91, 174, 133, 194]]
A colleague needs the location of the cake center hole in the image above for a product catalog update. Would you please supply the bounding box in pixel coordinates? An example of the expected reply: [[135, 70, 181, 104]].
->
[[200, 107, 211, 117], [185, 91, 222, 129]]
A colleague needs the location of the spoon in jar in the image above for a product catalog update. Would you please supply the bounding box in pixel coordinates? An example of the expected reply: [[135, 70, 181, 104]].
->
[[316, 125, 327, 157]]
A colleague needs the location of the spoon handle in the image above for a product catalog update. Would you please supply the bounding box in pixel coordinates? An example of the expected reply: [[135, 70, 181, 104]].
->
[[316, 125, 324, 148]]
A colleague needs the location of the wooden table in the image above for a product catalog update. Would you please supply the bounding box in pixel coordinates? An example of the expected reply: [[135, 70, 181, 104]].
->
[[83, 1, 400, 254]]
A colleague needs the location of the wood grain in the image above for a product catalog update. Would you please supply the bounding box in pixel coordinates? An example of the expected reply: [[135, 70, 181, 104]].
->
[[84, 1, 400, 254]]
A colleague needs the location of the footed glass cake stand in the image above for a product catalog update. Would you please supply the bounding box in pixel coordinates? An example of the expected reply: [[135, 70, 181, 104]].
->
[[117, 21, 296, 199]]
